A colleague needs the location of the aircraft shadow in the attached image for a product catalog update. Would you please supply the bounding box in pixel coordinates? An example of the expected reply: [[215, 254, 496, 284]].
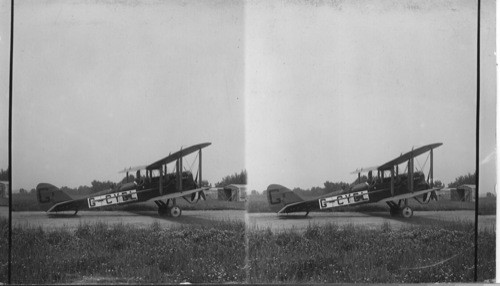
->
[[128, 210, 233, 226], [361, 211, 457, 226], [48, 213, 80, 218], [277, 214, 313, 220]]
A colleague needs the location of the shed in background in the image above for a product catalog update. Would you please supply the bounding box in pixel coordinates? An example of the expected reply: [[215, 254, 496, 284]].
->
[[218, 184, 247, 202], [451, 185, 476, 202]]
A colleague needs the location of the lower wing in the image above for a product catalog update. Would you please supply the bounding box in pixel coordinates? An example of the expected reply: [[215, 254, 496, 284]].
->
[[149, 187, 210, 201], [378, 187, 442, 203]]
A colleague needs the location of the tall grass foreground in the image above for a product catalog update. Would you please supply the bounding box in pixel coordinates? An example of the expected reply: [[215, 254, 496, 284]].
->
[[10, 218, 495, 283], [0, 217, 7, 283], [12, 220, 246, 284], [247, 220, 495, 283]]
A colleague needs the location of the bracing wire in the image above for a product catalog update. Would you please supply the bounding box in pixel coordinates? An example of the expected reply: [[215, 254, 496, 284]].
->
[[399, 245, 474, 271], [399, 233, 475, 271], [184, 151, 199, 173]]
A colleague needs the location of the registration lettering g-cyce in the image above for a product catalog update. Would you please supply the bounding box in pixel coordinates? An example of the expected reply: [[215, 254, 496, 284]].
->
[[319, 199, 327, 208]]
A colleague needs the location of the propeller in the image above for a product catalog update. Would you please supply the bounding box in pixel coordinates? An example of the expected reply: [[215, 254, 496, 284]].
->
[[191, 191, 199, 202], [430, 190, 438, 201], [422, 190, 438, 204], [188, 191, 206, 203]]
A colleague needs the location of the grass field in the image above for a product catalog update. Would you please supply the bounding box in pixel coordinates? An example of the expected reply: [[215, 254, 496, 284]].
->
[[0, 217, 7, 284], [11, 220, 246, 284], [247, 220, 495, 283], [11, 217, 495, 283], [247, 194, 495, 215]]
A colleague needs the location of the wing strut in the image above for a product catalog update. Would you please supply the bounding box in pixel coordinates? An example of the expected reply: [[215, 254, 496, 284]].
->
[[199, 148, 203, 187], [159, 164, 164, 195], [177, 158, 183, 191], [429, 148, 434, 187], [409, 150, 414, 193], [390, 167, 394, 196]]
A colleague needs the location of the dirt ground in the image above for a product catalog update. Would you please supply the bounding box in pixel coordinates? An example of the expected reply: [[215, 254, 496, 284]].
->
[[12, 210, 246, 230], [0, 206, 7, 218], [11, 209, 495, 232]]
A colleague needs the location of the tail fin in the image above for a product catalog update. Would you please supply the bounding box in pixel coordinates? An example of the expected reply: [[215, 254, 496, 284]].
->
[[36, 183, 73, 211], [266, 184, 304, 212]]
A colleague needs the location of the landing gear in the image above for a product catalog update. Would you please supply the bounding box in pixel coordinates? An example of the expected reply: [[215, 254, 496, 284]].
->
[[154, 199, 182, 218], [170, 206, 182, 218], [389, 206, 399, 217], [401, 206, 413, 218], [386, 199, 413, 218]]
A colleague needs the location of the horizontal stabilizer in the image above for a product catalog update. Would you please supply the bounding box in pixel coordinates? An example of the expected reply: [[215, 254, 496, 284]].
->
[[350, 166, 379, 174], [118, 165, 147, 174]]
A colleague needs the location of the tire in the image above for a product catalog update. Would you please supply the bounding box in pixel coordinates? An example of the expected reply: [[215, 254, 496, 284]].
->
[[401, 206, 413, 218], [170, 206, 182, 218]]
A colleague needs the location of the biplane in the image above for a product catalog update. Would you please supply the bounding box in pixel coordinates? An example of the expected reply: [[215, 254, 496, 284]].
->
[[267, 143, 443, 218], [36, 143, 211, 218]]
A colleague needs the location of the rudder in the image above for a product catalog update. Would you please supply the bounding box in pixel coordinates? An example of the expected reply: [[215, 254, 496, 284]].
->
[[266, 184, 304, 212], [36, 183, 73, 211]]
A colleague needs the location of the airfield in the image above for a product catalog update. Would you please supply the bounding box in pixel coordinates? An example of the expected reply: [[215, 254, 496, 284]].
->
[[12, 210, 246, 230], [249, 210, 495, 231], [11, 209, 495, 231], [0, 206, 7, 218]]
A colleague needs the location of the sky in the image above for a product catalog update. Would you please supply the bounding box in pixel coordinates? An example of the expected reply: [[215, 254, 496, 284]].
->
[[245, 0, 496, 194], [0, 0, 9, 174], [7, 0, 245, 190], [0, 0, 496, 195]]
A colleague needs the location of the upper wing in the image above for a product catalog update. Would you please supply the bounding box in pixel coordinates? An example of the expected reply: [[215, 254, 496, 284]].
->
[[378, 143, 443, 171], [146, 143, 211, 170], [378, 187, 442, 203]]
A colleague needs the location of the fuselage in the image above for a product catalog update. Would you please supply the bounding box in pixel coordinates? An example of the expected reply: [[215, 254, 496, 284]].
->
[[269, 171, 430, 213], [40, 171, 199, 212], [318, 171, 430, 211]]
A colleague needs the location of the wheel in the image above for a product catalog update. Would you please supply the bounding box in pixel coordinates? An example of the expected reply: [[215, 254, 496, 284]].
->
[[170, 206, 182, 218], [401, 206, 413, 218]]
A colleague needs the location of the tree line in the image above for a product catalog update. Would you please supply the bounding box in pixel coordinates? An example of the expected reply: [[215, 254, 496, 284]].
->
[[0, 168, 8, 181], [17, 170, 247, 196], [258, 171, 476, 197], [215, 170, 247, 187]]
